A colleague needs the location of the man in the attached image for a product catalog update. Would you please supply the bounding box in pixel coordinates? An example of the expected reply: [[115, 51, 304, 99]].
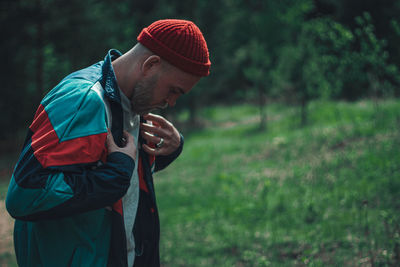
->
[[6, 19, 210, 267]]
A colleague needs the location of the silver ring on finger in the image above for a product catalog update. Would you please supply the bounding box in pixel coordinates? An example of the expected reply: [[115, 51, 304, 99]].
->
[[156, 137, 164, 149]]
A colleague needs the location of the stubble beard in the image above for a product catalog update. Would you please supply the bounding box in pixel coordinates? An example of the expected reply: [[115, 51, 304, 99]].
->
[[130, 75, 159, 115]]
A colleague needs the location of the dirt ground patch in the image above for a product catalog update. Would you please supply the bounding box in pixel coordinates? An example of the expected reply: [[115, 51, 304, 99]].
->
[[0, 200, 14, 257]]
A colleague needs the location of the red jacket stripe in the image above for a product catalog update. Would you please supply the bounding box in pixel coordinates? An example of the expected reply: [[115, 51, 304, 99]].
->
[[30, 104, 107, 168]]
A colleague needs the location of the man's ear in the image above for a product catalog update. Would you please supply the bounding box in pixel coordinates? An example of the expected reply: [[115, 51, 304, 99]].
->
[[142, 55, 161, 76]]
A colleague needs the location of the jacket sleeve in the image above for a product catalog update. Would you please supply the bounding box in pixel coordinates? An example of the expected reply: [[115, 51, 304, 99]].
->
[[154, 133, 184, 172], [6, 80, 133, 221], [6, 151, 134, 221]]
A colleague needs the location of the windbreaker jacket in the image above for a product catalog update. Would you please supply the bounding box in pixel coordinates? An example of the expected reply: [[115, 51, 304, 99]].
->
[[6, 50, 183, 267]]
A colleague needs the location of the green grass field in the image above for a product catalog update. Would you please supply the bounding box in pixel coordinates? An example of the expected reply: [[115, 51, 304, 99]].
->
[[1, 100, 400, 266]]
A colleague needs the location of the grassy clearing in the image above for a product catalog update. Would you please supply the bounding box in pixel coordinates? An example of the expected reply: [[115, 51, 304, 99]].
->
[[1, 100, 400, 266], [0, 153, 17, 267], [156, 100, 400, 266]]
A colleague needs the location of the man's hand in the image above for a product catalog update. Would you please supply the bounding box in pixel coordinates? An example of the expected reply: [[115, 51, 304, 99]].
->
[[106, 130, 137, 161], [140, 113, 181, 156]]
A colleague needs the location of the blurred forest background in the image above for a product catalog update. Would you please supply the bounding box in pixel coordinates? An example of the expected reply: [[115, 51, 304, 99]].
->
[[1, 0, 400, 266], [1, 0, 400, 138]]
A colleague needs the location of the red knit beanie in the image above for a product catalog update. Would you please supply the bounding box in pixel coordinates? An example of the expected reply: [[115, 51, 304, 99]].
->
[[137, 19, 211, 77]]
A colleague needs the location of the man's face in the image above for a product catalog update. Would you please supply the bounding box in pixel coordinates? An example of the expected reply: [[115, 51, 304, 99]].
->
[[130, 64, 201, 115]]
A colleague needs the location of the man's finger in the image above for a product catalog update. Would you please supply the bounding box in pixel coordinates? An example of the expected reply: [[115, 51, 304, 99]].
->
[[141, 130, 161, 144], [143, 113, 168, 128], [140, 123, 168, 136], [123, 130, 134, 145], [142, 143, 161, 156]]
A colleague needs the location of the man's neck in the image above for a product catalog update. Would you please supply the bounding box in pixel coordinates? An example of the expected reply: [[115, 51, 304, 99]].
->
[[112, 53, 140, 99]]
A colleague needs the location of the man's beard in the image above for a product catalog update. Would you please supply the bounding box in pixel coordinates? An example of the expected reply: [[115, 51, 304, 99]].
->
[[130, 74, 166, 115]]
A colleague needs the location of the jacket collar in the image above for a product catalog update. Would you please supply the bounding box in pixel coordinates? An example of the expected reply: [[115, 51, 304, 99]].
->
[[101, 49, 123, 104]]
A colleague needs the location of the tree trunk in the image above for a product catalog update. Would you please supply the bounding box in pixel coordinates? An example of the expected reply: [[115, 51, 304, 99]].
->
[[35, 0, 44, 104], [187, 0, 199, 128], [258, 85, 267, 131], [300, 96, 307, 127], [188, 97, 199, 127]]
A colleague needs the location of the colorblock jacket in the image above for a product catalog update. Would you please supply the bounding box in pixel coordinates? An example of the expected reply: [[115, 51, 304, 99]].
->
[[6, 50, 183, 267]]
